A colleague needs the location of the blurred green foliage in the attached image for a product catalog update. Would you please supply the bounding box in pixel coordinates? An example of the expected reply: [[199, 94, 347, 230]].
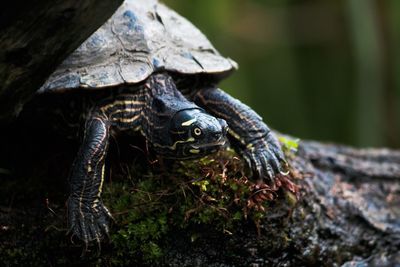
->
[[164, 0, 400, 148]]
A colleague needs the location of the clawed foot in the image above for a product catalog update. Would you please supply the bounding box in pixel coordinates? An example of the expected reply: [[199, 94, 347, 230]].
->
[[67, 197, 113, 247], [242, 131, 288, 182]]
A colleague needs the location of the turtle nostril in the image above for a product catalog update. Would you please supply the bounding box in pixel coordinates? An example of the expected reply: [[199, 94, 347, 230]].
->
[[213, 132, 221, 140]]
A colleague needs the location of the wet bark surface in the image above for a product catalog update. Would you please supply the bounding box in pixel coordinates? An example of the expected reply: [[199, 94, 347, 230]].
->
[[0, 109, 399, 266], [0, 2, 398, 265], [0, 0, 123, 121], [162, 140, 400, 267]]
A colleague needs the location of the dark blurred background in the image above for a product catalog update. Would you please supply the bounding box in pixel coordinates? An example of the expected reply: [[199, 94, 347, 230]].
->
[[164, 0, 400, 148]]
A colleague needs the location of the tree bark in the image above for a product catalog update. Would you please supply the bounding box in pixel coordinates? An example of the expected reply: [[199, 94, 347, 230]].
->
[[1, 2, 398, 265], [1, 126, 399, 266], [0, 0, 123, 121], [159, 140, 400, 266]]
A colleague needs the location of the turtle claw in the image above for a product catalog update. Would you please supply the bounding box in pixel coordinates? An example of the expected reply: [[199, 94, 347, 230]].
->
[[67, 197, 113, 247], [243, 131, 286, 183]]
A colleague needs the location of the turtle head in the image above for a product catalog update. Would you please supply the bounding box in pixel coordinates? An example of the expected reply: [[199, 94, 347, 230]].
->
[[153, 108, 228, 159]]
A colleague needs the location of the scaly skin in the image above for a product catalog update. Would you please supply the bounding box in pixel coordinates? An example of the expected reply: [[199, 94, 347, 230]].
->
[[67, 73, 228, 245], [67, 96, 145, 245], [67, 73, 287, 245], [193, 88, 287, 181]]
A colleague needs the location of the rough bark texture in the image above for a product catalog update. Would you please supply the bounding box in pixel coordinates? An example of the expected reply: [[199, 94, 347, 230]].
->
[[161, 140, 400, 266], [0, 111, 399, 267], [1, 2, 398, 266], [0, 0, 123, 121]]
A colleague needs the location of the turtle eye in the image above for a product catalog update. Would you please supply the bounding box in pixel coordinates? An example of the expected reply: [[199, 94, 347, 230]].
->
[[193, 127, 202, 137]]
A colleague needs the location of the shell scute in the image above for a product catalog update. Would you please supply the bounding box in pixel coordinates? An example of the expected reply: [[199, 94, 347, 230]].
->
[[40, 0, 237, 93]]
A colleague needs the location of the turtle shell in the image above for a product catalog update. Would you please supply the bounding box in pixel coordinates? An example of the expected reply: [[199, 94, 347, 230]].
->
[[39, 0, 237, 93]]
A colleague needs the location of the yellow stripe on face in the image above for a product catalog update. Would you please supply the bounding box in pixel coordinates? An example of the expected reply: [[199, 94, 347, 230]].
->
[[154, 137, 195, 150], [189, 149, 200, 154], [181, 118, 197, 126]]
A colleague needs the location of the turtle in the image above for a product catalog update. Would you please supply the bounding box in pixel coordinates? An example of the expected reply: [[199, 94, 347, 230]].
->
[[39, 0, 288, 244]]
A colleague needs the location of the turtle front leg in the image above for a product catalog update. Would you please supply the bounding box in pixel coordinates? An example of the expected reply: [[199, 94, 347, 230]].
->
[[67, 112, 113, 245], [68, 93, 145, 245], [193, 88, 287, 182]]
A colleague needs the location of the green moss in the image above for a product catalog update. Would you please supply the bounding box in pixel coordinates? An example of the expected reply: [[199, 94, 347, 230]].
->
[[102, 148, 296, 265], [0, 146, 297, 266], [279, 136, 300, 157]]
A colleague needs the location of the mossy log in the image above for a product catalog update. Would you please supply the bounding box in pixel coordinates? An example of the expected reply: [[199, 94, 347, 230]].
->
[[160, 140, 400, 267], [0, 113, 399, 267], [0, 0, 122, 121], [0, 2, 398, 266]]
